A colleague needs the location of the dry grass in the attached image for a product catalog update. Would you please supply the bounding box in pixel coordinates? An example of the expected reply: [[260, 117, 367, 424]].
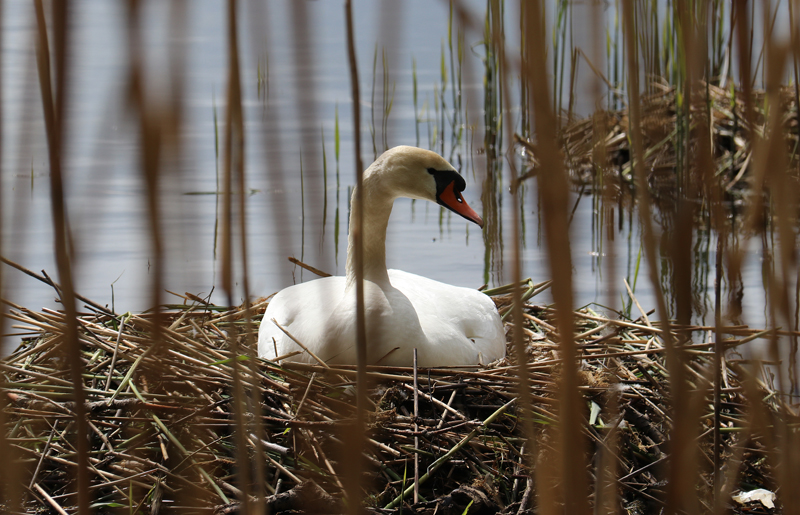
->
[[0, 282, 791, 514], [524, 81, 800, 194], [552, 82, 798, 198]]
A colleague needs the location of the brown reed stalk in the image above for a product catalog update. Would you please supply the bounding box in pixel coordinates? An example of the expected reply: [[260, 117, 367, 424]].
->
[[791, 0, 800, 400], [288, 0, 325, 270], [621, 2, 689, 512], [344, 1, 367, 512], [32, 2, 89, 513], [760, 39, 800, 514], [233, 45, 268, 515], [591, 4, 619, 513], [219, 0, 259, 511], [493, 3, 538, 513], [733, 0, 756, 133], [0, 1, 14, 509], [125, 0, 165, 334], [677, 5, 725, 512], [713, 222, 725, 510], [724, 3, 762, 392], [522, 2, 588, 514], [123, 0, 192, 508], [724, 21, 799, 510], [793, 0, 800, 177], [243, 1, 295, 278]]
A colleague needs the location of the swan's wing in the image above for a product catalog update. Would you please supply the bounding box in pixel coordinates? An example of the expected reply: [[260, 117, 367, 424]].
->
[[388, 270, 506, 366], [317, 280, 428, 366], [257, 277, 347, 361], [259, 276, 427, 366]]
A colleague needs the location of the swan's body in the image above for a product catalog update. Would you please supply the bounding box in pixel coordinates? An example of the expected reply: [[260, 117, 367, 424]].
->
[[258, 146, 505, 367]]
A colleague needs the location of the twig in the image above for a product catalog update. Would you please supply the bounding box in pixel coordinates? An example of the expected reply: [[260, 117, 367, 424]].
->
[[105, 314, 128, 391], [271, 319, 330, 368], [294, 372, 317, 419], [413, 348, 419, 504], [0, 256, 115, 315], [287, 256, 332, 277], [33, 484, 69, 515], [624, 278, 652, 328], [384, 398, 515, 509], [29, 420, 59, 489]]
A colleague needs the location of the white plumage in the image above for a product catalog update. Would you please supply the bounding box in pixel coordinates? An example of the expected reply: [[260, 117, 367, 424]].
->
[[258, 146, 505, 367]]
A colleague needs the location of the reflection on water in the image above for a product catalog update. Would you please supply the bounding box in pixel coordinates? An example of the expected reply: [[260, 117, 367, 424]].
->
[[0, 0, 788, 361]]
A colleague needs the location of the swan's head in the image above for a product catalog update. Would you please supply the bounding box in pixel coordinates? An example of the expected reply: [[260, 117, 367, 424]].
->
[[367, 146, 484, 227]]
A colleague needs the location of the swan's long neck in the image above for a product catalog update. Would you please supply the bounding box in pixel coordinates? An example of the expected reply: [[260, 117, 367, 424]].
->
[[345, 182, 394, 286]]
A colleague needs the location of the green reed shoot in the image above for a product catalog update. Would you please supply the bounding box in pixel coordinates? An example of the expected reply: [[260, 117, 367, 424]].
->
[[299, 151, 305, 274], [213, 92, 221, 261], [553, 0, 569, 120], [455, 25, 465, 155], [321, 127, 328, 239], [423, 96, 433, 151], [440, 42, 447, 155], [413, 57, 420, 147], [335, 104, 341, 265], [370, 44, 378, 159], [381, 48, 395, 152], [257, 53, 268, 101], [446, 2, 464, 158], [432, 86, 440, 151]]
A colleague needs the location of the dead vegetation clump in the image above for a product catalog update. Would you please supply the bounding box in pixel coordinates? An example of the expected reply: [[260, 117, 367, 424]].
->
[[516, 82, 800, 199], [0, 283, 792, 514]]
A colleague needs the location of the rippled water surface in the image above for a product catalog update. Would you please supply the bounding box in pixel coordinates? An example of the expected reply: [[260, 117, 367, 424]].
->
[[0, 1, 780, 355]]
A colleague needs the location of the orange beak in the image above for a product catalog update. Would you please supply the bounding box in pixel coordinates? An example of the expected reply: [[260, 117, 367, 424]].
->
[[437, 181, 484, 228]]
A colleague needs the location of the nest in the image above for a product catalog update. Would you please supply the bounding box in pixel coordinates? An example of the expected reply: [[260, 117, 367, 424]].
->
[[0, 283, 790, 514], [515, 81, 800, 197]]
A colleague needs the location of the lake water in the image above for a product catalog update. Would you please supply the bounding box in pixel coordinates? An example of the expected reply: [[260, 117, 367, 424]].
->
[[0, 1, 786, 357]]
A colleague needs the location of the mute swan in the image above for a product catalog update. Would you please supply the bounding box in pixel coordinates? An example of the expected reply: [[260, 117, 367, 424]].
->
[[258, 146, 505, 367]]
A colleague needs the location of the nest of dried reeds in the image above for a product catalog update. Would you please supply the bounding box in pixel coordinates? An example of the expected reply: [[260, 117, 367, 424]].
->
[[0, 283, 789, 514], [516, 82, 800, 197]]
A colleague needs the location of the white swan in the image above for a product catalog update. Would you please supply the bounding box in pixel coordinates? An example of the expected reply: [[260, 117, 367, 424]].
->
[[257, 146, 505, 367]]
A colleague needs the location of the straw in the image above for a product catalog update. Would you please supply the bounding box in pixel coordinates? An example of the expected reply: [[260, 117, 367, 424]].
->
[[1, 285, 789, 513]]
